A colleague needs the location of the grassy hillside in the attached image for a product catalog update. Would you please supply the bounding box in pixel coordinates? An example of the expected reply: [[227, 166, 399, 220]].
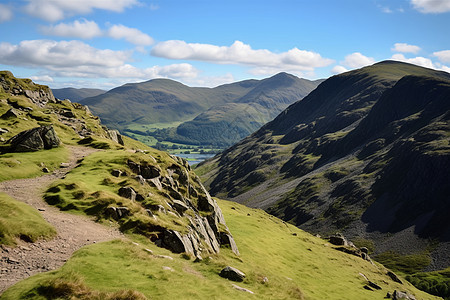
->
[[1, 199, 437, 300], [197, 61, 450, 278], [52, 88, 106, 102], [0, 193, 56, 245]]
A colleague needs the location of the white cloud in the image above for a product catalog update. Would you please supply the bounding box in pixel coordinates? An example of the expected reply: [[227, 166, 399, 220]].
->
[[24, 0, 140, 22], [411, 0, 450, 13], [433, 50, 450, 63], [341, 52, 375, 69], [0, 4, 13, 23], [380, 6, 393, 13], [30, 75, 54, 82], [331, 65, 348, 74], [391, 53, 435, 69], [40, 19, 102, 39], [392, 43, 421, 54], [0, 40, 130, 70], [107, 24, 154, 46], [151, 40, 333, 72]]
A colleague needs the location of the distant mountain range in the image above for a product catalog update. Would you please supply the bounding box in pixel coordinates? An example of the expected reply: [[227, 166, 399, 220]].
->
[[197, 61, 450, 271], [76, 73, 321, 147], [52, 87, 106, 102]]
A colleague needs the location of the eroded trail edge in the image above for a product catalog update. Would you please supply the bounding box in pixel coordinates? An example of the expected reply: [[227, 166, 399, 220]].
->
[[0, 146, 123, 294]]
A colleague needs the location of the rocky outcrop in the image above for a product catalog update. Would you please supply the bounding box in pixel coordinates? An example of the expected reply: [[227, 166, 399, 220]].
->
[[6, 126, 60, 152], [107, 130, 124, 145], [219, 266, 246, 282], [112, 157, 240, 257]]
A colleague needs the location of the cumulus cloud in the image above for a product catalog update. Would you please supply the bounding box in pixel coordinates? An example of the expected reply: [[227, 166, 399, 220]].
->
[[0, 40, 130, 70], [391, 53, 435, 69], [107, 24, 154, 46], [151, 40, 333, 72], [331, 65, 348, 74], [342, 52, 375, 68], [24, 0, 140, 22], [433, 50, 450, 63], [40, 19, 102, 39], [411, 0, 450, 13], [30, 75, 54, 82], [0, 4, 13, 23], [392, 43, 421, 54]]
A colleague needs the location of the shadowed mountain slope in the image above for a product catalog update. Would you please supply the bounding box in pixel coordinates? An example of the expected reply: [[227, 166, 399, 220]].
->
[[197, 61, 450, 272]]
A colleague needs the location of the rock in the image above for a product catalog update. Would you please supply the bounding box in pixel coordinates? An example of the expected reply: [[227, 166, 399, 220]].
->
[[0, 108, 19, 119], [360, 247, 369, 254], [162, 266, 174, 272], [162, 230, 195, 256], [61, 110, 76, 118], [107, 130, 124, 145], [118, 186, 136, 201], [141, 165, 161, 179], [6, 126, 60, 152], [219, 266, 246, 282], [111, 169, 122, 177], [392, 290, 415, 299], [363, 285, 373, 291], [147, 178, 163, 190], [172, 200, 189, 215], [148, 204, 166, 214], [232, 284, 254, 294], [42, 167, 50, 173], [329, 233, 348, 246], [198, 194, 215, 212], [220, 232, 240, 256], [0, 128, 8, 135], [60, 163, 70, 168], [145, 209, 154, 217], [144, 248, 153, 254], [387, 271, 403, 284], [154, 255, 173, 260], [368, 281, 382, 290], [136, 193, 145, 201], [134, 175, 146, 185], [127, 160, 140, 174], [105, 206, 130, 220]]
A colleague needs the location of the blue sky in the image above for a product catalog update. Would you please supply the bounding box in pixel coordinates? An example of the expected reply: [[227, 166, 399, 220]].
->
[[0, 0, 449, 90]]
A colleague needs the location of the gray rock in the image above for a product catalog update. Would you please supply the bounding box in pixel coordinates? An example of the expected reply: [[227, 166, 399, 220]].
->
[[105, 206, 130, 220], [7, 126, 60, 152], [360, 247, 369, 254], [329, 233, 348, 246], [219, 266, 246, 282], [220, 232, 240, 256], [127, 160, 140, 174], [387, 271, 403, 284], [136, 193, 145, 201], [162, 230, 195, 256], [392, 290, 415, 299], [134, 175, 145, 185], [111, 169, 122, 177], [147, 177, 162, 190], [0, 128, 8, 135], [118, 186, 136, 201], [231, 284, 254, 294], [0, 108, 19, 119], [42, 167, 50, 173], [172, 200, 189, 215], [198, 194, 215, 212], [107, 130, 124, 145], [368, 281, 382, 290], [141, 165, 161, 179]]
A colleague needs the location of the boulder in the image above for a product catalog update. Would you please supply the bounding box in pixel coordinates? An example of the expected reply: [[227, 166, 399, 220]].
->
[[219, 266, 246, 282], [220, 232, 240, 256], [329, 233, 348, 246], [0, 108, 19, 119], [111, 169, 122, 177], [147, 178, 163, 190], [162, 230, 195, 256], [118, 186, 136, 201], [387, 271, 403, 284], [127, 160, 141, 174], [0, 128, 8, 135], [198, 194, 215, 212], [392, 290, 415, 299], [141, 165, 161, 179], [172, 200, 189, 215], [105, 206, 130, 220], [7, 126, 60, 152], [107, 130, 124, 145], [134, 175, 146, 185]]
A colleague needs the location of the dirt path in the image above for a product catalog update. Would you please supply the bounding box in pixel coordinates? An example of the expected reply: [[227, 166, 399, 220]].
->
[[0, 146, 123, 294]]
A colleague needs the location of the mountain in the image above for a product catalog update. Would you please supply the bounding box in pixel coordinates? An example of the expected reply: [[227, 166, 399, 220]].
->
[[52, 87, 106, 102], [196, 61, 450, 273], [80, 74, 320, 147], [1, 70, 438, 299]]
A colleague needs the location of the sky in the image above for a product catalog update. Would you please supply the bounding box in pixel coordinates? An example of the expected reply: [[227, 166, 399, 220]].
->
[[0, 0, 449, 90]]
